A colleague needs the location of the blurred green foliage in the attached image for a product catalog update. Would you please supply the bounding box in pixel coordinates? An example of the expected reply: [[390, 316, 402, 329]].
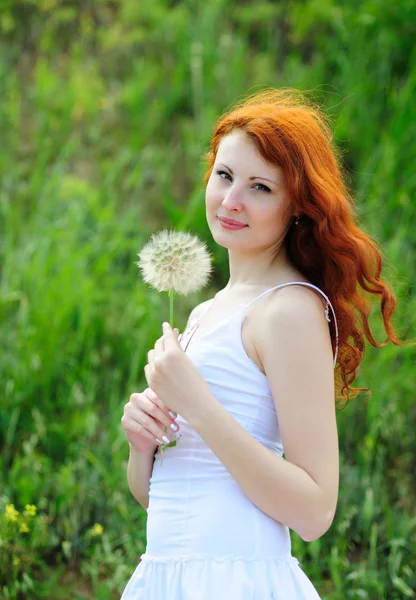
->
[[0, 0, 415, 598]]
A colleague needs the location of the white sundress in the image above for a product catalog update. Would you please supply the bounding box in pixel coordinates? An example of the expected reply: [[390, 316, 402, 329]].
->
[[121, 282, 339, 600]]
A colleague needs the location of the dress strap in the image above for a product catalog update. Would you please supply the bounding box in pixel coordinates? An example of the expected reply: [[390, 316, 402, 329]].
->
[[243, 282, 339, 368]]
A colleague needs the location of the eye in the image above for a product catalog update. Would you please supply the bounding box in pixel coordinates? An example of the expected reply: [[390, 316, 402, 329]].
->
[[216, 169, 231, 181], [253, 183, 271, 193], [215, 170, 271, 193]]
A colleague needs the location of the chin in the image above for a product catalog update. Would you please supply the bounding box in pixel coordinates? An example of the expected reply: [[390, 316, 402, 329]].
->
[[210, 231, 231, 249], [211, 231, 248, 252], [208, 225, 231, 246]]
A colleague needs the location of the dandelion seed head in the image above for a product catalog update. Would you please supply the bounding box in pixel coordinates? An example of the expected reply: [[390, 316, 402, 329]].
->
[[136, 230, 212, 295]]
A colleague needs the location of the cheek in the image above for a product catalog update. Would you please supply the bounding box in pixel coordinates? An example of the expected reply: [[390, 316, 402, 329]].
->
[[205, 178, 220, 209], [256, 199, 291, 232]]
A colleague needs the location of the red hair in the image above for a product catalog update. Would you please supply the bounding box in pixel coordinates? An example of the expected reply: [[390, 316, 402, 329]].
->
[[203, 89, 412, 405]]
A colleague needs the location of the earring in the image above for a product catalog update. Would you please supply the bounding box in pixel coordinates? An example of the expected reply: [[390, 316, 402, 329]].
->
[[295, 215, 300, 226]]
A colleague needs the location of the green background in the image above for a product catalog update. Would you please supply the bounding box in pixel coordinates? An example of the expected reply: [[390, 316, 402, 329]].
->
[[1, 1, 415, 598]]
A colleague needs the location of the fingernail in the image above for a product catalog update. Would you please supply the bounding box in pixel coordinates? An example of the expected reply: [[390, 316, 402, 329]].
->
[[168, 410, 176, 419], [162, 435, 170, 444], [170, 422, 179, 432], [155, 438, 163, 444]]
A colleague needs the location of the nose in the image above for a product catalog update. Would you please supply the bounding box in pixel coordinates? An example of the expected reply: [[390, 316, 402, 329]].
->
[[221, 186, 244, 212]]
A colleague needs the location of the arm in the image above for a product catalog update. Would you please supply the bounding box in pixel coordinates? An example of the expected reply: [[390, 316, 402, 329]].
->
[[126, 300, 212, 509], [188, 287, 339, 541], [127, 444, 157, 510]]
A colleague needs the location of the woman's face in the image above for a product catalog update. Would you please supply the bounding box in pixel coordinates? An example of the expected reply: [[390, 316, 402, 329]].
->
[[205, 130, 294, 254]]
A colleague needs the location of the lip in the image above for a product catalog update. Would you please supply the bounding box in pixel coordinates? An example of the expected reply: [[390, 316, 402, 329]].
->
[[218, 217, 248, 229]]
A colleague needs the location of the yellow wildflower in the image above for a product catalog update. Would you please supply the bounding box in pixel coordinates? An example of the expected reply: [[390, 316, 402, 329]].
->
[[19, 523, 30, 533], [24, 504, 36, 517], [5, 504, 19, 521], [90, 523, 103, 536], [13, 556, 20, 566]]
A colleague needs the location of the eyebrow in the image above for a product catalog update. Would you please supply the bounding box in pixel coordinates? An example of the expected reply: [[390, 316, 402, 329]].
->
[[219, 163, 279, 186]]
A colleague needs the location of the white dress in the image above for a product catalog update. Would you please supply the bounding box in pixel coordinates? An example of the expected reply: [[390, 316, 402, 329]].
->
[[121, 282, 339, 600]]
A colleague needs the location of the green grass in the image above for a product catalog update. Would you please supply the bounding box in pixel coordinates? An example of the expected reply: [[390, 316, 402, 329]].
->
[[0, 0, 415, 598]]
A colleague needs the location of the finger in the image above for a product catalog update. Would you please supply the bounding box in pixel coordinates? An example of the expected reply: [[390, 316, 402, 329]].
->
[[125, 419, 168, 446], [142, 401, 179, 441], [144, 363, 151, 387], [144, 388, 178, 421], [135, 411, 175, 444], [162, 322, 179, 349], [140, 390, 179, 441], [154, 336, 165, 353], [154, 339, 164, 359], [125, 393, 179, 442]]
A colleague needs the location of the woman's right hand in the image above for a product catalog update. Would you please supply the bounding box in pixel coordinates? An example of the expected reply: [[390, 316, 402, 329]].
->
[[121, 387, 180, 453]]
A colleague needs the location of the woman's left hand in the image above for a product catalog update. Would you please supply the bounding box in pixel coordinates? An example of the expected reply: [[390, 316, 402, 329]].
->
[[144, 322, 213, 422]]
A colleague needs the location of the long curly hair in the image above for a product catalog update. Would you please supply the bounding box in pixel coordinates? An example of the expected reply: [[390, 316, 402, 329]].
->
[[203, 88, 411, 405]]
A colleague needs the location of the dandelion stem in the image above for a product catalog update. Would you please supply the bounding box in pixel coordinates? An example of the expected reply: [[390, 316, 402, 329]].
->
[[169, 289, 174, 326]]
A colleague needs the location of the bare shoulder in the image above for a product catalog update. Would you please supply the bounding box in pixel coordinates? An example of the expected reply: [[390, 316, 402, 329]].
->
[[265, 282, 328, 314], [253, 283, 332, 365], [244, 283, 328, 365], [186, 298, 215, 327]]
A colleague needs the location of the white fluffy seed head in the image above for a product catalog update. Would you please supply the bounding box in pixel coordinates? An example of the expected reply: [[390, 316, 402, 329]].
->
[[136, 230, 213, 295]]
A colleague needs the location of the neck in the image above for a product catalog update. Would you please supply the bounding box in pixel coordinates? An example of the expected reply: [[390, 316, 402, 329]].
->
[[225, 246, 295, 290]]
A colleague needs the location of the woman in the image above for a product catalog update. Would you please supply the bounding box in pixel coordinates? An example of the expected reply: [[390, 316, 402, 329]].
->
[[120, 89, 404, 599]]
